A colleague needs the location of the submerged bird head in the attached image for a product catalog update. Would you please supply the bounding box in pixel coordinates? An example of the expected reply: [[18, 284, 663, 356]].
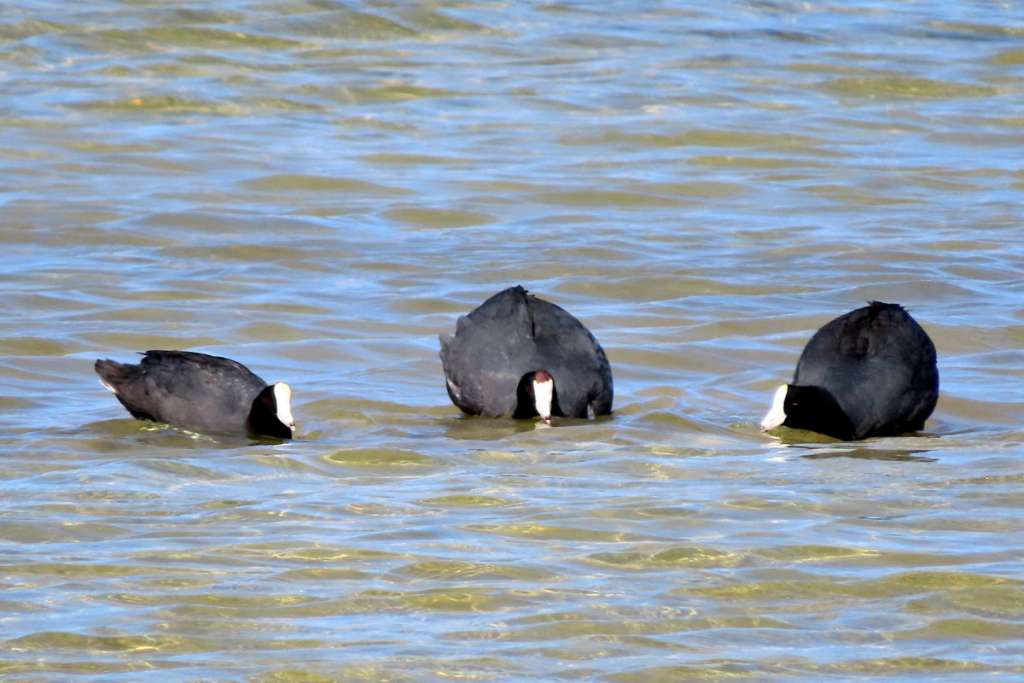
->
[[249, 382, 295, 439], [761, 383, 854, 440]]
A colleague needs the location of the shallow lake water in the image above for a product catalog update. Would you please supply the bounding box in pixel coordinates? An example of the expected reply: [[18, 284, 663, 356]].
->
[[1, 1, 1023, 680]]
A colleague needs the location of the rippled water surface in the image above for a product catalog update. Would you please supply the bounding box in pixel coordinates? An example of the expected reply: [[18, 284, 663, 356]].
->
[[2, 1, 1024, 680]]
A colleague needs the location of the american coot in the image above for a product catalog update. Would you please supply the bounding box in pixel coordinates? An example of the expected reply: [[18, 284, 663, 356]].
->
[[761, 301, 938, 440], [440, 285, 613, 422], [95, 350, 294, 439]]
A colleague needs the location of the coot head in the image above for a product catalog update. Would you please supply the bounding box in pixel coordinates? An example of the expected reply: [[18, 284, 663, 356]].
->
[[514, 369, 558, 424], [248, 382, 295, 439], [761, 384, 855, 441]]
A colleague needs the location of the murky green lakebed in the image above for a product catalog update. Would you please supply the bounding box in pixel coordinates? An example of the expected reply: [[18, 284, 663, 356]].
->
[[1, 1, 1023, 680]]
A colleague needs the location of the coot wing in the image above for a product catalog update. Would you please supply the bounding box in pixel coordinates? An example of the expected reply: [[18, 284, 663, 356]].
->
[[440, 287, 537, 417], [127, 351, 267, 434], [528, 295, 613, 418]]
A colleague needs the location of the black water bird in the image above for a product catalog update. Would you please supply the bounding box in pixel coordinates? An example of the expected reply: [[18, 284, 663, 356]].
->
[[761, 301, 938, 440], [95, 350, 294, 439], [439, 286, 613, 422]]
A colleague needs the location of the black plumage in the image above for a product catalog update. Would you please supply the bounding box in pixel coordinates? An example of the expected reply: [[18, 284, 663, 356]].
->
[[762, 301, 938, 440], [94, 350, 294, 439], [439, 286, 613, 420]]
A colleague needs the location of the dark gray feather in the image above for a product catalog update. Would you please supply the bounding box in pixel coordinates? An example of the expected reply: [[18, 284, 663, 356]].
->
[[95, 350, 269, 435], [439, 286, 613, 418], [793, 302, 938, 439]]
